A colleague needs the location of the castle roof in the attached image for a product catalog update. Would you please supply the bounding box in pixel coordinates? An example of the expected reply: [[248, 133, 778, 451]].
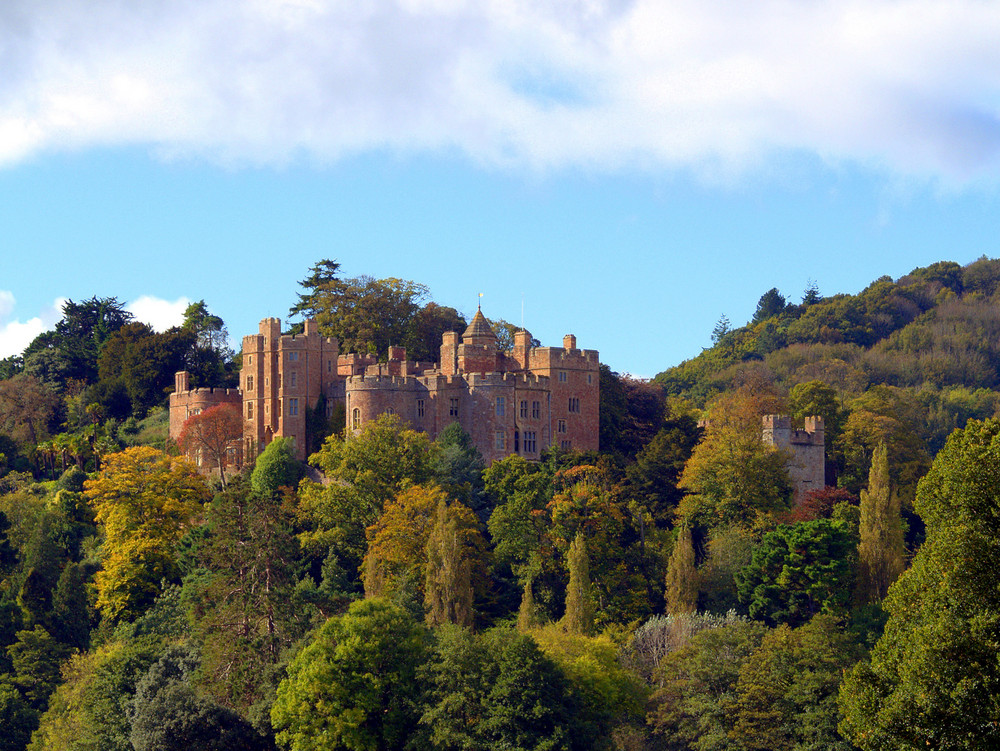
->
[[463, 308, 496, 340]]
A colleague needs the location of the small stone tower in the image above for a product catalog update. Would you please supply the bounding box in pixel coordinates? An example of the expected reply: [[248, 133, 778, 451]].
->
[[762, 415, 825, 503]]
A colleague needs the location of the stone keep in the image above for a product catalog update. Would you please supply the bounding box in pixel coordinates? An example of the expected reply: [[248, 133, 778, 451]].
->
[[761, 414, 825, 502]]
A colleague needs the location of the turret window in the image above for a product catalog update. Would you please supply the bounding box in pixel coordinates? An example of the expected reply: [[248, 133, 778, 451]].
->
[[246, 376, 254, 391], [247, 403, 253, 419], [449, 398, 459, 417], [289, 398, 299, 416], [558, 371, 567, 382], [352, 408, 361, 429], [496, 397, 505, 417], [417, 399, 425, 418]]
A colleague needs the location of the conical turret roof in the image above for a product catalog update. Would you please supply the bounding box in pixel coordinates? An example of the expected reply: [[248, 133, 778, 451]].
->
[[463, 308, 496, 340]]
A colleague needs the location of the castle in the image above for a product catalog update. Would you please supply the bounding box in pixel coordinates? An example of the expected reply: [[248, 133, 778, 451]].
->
[[169, 310, 600, 467], [761, 414, 825, 502]]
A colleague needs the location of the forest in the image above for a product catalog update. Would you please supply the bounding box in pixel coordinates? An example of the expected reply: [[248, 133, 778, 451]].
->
[[2, 257, 1000, 750]]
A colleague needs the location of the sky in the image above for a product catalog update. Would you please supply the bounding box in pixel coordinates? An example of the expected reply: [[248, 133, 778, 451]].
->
[[1, 0, 999, 377]]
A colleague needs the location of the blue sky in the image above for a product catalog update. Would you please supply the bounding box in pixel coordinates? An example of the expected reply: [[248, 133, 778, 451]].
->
[[2, 1, 1000, 377]]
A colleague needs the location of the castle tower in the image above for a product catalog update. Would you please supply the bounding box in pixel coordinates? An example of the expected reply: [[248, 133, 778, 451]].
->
[[762, 415, 825, 504], [457, 308, 500, 373]]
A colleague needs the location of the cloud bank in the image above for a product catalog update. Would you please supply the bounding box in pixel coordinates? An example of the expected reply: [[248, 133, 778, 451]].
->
[[1, 0, 999, 181]]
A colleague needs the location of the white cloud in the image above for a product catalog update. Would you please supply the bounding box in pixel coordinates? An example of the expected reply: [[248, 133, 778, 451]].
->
[[1, 0, 999, 182], [127, 296, 190, 332], [0, 293, 65, 359]]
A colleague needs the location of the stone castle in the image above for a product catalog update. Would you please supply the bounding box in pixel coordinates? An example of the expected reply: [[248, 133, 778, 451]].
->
[[761, 414, 825, 502], [169, 309, 600, 467]]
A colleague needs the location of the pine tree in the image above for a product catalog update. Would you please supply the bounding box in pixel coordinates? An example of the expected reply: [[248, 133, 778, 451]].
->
[[665, 523, 698, 614], [562, 532, 594, 635], [424, 500, 473, 628], [855, 442, 905, 604]]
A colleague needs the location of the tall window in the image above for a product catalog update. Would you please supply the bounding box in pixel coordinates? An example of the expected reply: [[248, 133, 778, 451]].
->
[[587, 373, 592, 384], [561, 440, 572, 450], [520, 400, 528, 418], [417, 399, 425, 418], [449, 398, 459, 417], [288, 351, 299, 361], [495, 432, 505, 450], [496, 397, 505, 417], [289, 398, 299, 416], [558, 419, 566, 433], [523, 431, 536, 453], [352, 408, 361, 429], [558, 371, 567, 382], [532, 401, 540, 419], [290, 372, 297, 387], [247, 355, 252, 365], [568, 397, 580, 413], [246, 375, 254, 391], [247, 403, 253, 419]]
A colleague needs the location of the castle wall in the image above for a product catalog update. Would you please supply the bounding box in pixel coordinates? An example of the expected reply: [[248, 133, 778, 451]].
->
[[527, 336, 600, 452], [167, 370, 244, 470]]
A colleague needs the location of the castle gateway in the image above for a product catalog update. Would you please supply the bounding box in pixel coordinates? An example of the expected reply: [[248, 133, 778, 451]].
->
[[171, 310, 600, 465]]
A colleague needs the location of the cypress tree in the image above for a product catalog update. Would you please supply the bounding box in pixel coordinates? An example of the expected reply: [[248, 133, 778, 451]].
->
[[425, 500, 473, 628], [562, 532, 594, 635], [665, 523, 698, 614], [855, 442, 905, 604]]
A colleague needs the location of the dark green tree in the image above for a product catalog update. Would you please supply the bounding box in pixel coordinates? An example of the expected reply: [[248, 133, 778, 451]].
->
[[752, 288, 788, 324], [250, 438, 302, 497], [0, 682, 38, 751], [839, 417, 1000, 749], [736, 519, 855, 627]]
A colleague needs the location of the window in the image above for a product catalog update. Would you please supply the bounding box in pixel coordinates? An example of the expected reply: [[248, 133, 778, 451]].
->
[[386, 407, 395, 416], [288, 351, 299, 361], [247, 355, 252, 365], [246, 375, 254, 391], [417, 399, 425, 418], [520, 400, 528, 418], [561, 440, 572, 450], [265, 404, 270, 415], [247, 403, 253, 419], [449, 398, 459, 417], [278, 401, 282, 417], [290, 372, 297, 387], [278, 374, 282, 388], [532, 401, 540, 419], [495, 432, 505, 450], [289, 398, 299, 416], [558, 419, 566, 433], [327, 360, 332, 373], [496, 397, 505, 417], [523, 431, 536, 453], [558, 371, 567, 382], [587, 373, 592, 385], [568, 397, 580, 413], [352, 408, 361, 429]]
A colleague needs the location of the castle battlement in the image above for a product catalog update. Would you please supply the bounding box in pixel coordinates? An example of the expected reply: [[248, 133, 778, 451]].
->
[[762, 414, 825, 503], [346, 374, 422, 390]]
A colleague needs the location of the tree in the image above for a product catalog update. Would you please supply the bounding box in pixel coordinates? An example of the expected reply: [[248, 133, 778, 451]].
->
[[178, 404, 244, 488], [432, 422, 486, 521], [839, 418, 1000, 749], [424, 499, 475, 628], [736, 519, 855, 627], [802, 279, 821, 306], [8, 625, 72, 710], [271, 599, 427, 751], [625, 417, 702, 527], [250, 437, 302, 497], [664, 523, 697, 615], [752, 288, 787, 324], [0, 682, 37, 751], [128, 646, 266, 751], [404, 303, 467, 363], [562, 533, 594, 635], [0, 374, 60, 449], [854, 442, 905, 605], [711, 314, 731, 344], [85, 447, 210, 622]]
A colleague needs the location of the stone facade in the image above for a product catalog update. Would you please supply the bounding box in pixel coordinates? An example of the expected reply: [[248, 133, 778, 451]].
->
[[761, 414, 825, 502], [167, 370, 244, 470], [168, 310, 600, 466]]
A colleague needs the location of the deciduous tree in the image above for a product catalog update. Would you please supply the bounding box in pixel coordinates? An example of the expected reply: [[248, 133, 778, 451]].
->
[[178, 404, 244, 488]]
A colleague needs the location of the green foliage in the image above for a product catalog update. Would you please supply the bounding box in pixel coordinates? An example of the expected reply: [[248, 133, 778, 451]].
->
[[664, 523, 697, 615], [839, 417, 1000, 749], [250, 438, 302, 497], [736, 519, 855, 627], [8, 625, 72, 710], [128, 645, 266, 751], [752, 288, 788, 324], [647, 619, 769, 749], [0, 682, 38, 751], [420, 625, 583, 751], [561, 533, 594, 635], [271, 598, 427, 751], [432, 422, 486, 520], [424, 500, 475, 628], [854, 442, 905, 605], [625, 416, 702, 526]]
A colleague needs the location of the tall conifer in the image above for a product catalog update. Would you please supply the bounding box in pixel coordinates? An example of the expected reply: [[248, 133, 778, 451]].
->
[[425, 500, 473, 628], [856, 442, 905, 604], [562, 532, 594, 635], [665, 523, 698, 614]]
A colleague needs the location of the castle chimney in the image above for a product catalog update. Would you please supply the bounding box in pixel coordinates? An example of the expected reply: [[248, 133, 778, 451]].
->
[[563, 334, 577, 350], [175, 371, 190, 393]]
